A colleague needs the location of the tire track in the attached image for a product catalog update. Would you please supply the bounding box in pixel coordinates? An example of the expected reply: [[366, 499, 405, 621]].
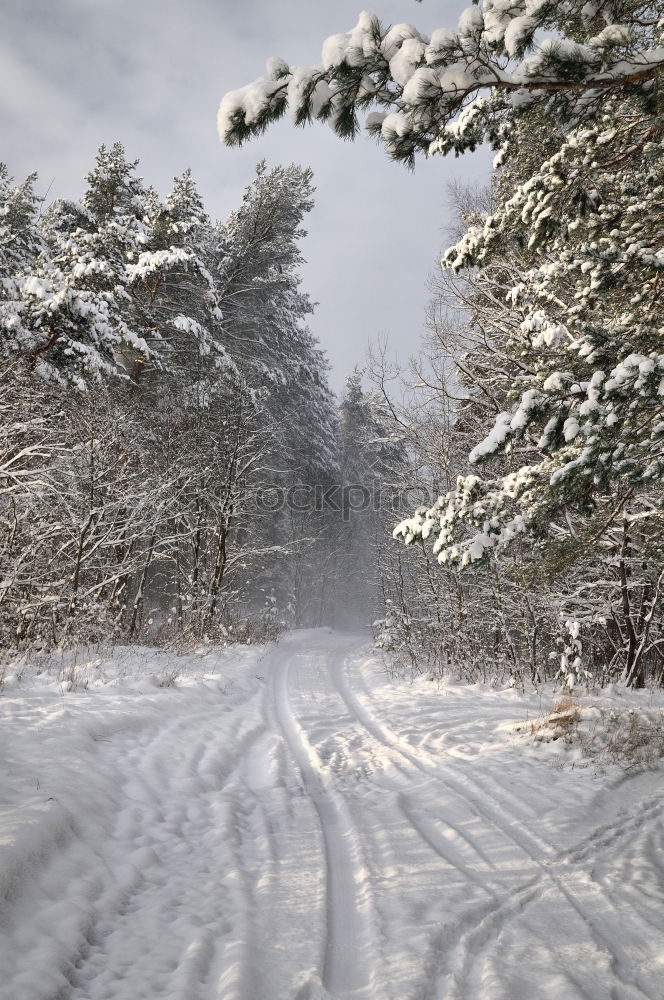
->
[[339, 648, 659, 1000], [270, 646, 376, 998], [5, 633, 662, 1000], [56, 688, 273, 1000], [328, 648, 505, 876]]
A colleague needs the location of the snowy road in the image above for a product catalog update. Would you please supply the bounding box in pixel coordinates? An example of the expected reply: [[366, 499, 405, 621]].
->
[[2, 630, 664, 999]]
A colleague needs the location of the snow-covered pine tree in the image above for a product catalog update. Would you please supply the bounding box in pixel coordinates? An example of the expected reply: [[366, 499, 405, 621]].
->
[[0, 166, 45, 368], [215, 162, 336, 455], [126, 166, 229, 388], [215, 162, 340, 625], [395, 90, 663, 556], [16, 143, 153, 387], [333, 369, 407, 626], [0, 165, 42, 286]]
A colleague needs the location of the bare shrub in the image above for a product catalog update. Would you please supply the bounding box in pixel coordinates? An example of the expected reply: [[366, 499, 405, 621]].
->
[[581, 709, 664, 771]]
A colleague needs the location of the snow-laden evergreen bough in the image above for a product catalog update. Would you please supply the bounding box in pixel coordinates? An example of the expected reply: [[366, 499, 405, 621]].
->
[[218, 1, 663, 165]]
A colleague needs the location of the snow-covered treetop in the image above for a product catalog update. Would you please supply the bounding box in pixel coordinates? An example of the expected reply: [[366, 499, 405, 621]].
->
[[218, 1, 663, 164], [84, 142, 148, 222], [0, 165, 43, 275]]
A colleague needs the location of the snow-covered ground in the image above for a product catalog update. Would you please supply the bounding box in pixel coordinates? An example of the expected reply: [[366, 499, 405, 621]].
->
[[1, 629, 663, 1000]]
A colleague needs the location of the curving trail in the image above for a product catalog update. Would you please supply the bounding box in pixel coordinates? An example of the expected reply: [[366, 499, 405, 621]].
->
[[1, 630, 663, 1000]]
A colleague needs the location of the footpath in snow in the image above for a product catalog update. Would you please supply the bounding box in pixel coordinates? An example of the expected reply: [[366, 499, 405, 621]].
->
[[1, 629, 663, 1000]]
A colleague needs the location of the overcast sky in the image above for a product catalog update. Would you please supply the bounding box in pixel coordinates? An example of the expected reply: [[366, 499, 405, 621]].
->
[[1, 0, 490, 390]]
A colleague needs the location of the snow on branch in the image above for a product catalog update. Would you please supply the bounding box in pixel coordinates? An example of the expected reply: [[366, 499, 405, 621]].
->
[[218, 3, 664, 164]]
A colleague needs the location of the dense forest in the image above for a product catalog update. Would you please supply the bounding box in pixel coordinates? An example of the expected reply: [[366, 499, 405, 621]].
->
[[3, 0, 663, 690], [0, 148, 392, 647]]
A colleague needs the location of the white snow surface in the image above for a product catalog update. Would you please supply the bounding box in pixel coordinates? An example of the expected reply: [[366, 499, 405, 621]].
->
[[1, 629, 663, 1000]]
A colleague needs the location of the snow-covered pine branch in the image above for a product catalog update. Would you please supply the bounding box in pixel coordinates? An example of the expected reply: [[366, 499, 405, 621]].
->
[[218, 2, 663, 165]]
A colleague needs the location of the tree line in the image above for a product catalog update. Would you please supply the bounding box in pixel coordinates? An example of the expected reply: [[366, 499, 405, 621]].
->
[[0, 146, 378, 648]]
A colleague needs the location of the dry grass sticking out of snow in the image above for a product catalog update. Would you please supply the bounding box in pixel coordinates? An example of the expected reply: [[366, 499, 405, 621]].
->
[[517, 686, 664, 772]]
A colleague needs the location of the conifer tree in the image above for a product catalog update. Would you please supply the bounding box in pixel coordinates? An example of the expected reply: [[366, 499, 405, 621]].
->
[[17, 143, 153, 386], [0, 166, 44, 368]]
